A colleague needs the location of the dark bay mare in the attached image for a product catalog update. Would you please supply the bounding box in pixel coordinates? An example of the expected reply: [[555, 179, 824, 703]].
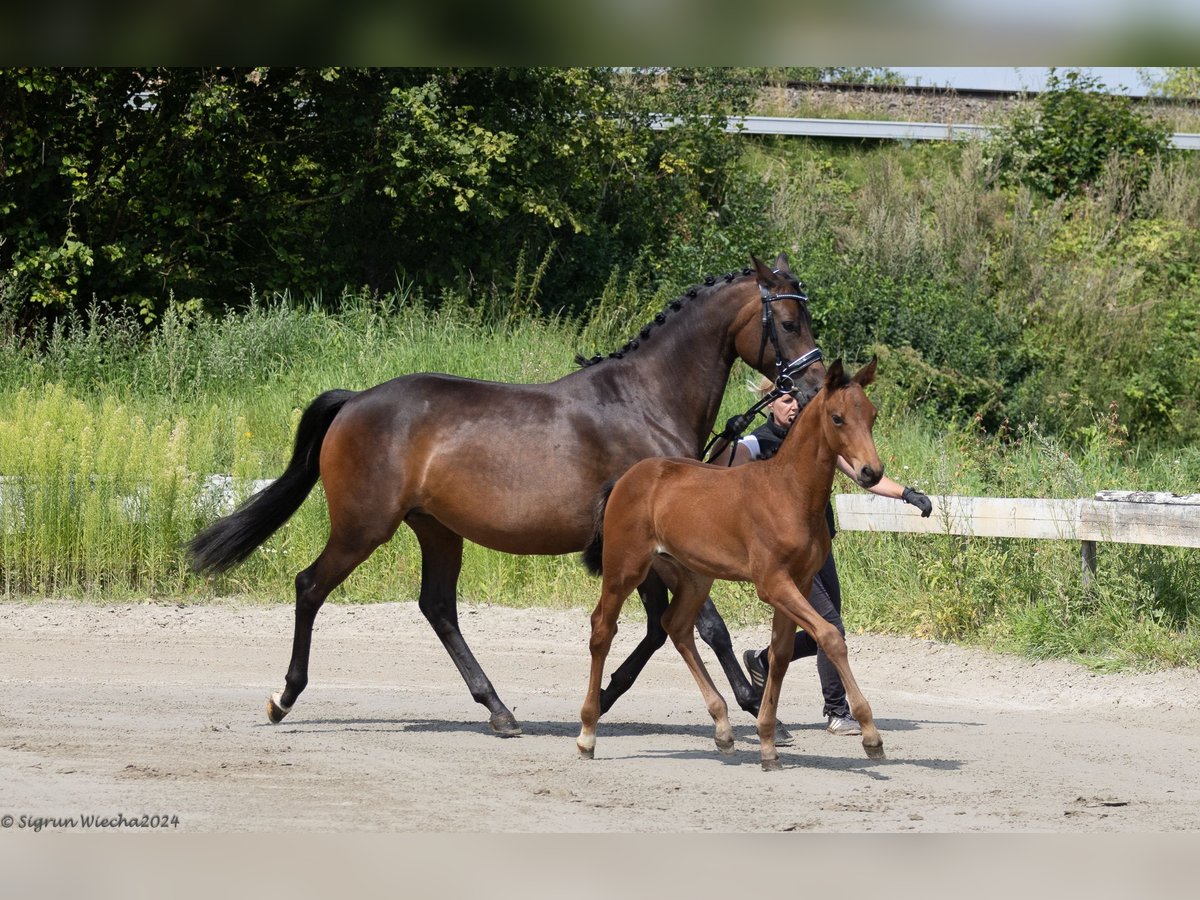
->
[[187, 253, 826, 735], [578, 359, 885, 770]]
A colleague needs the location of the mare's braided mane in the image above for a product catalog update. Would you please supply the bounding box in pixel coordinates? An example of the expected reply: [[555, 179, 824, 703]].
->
[[574, 268, 753, 368]]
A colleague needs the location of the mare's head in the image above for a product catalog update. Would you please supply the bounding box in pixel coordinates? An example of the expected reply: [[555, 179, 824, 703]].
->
[[730, 253, 826, 408], [818, 357, 882, 489]]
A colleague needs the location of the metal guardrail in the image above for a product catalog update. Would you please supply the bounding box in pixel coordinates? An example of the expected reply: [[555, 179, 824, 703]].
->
[[653, 114, 1200, 151], [727, 116, 993, 142]]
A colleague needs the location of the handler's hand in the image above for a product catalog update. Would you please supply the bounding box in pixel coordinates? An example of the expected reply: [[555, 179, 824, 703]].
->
[[720, 412, 753, 439], [902, 486, 933, 517]]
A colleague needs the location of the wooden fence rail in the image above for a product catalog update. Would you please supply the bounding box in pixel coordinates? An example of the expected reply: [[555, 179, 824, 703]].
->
[[834, 490, 1200, 586]]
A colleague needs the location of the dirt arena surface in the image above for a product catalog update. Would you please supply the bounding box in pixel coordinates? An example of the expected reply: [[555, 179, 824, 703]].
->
[[1, 598, 1198, 833]]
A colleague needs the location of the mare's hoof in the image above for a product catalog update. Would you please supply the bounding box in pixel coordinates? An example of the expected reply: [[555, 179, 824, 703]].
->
[[864, 742, 886, 760], [577, 743, 595, 760], [266, 692, 292, 724], [774, 722, 795, 747], [761, 757, 783, 772], [489, 711, 522, 737], [715, 737, 736, 756]]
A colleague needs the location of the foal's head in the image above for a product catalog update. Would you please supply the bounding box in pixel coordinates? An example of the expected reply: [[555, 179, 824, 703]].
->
[[818, 358, 882, 489]]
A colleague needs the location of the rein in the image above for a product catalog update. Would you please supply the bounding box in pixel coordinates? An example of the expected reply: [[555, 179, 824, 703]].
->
[[704, 280, 822, 464], [702, 344, 823, 465]]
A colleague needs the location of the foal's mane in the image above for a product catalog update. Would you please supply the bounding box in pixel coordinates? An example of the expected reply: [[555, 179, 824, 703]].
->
[[574, 268, 755, 368]]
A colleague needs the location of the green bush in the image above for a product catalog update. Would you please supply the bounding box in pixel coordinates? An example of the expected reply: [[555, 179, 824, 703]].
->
[[991, 68, 1172, 198]]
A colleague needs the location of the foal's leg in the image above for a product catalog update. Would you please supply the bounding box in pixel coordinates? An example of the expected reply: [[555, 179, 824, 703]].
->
[[661, 574, 735, 755], [268, 529, 384, 723], [761, 573, 884, 761], [409, 515, 521, 737], [598, 569, 670, 714], [754, 607, 797, 771], [601, 574, 761, 719], [578, 565, 647, 758]]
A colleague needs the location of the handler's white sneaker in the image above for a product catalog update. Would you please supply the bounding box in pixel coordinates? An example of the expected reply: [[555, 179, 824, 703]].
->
[[826, 714, 861, 736]]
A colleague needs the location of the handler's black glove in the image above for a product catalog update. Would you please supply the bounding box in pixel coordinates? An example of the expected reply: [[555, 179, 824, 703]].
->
[[901, 486, 933, 517], [720, 412, 753, 439]]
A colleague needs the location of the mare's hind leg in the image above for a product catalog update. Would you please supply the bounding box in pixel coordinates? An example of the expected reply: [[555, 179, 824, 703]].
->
[[661, 573, 734, 755], [269, 530, 385, 723], [598, 569, 669, 714], [409, 514, 521, 737]]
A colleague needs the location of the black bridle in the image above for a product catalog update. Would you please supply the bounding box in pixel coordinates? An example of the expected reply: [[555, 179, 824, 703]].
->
[[703, 282, 823, 464]]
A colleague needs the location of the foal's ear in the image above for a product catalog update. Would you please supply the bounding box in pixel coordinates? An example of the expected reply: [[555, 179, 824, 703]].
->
[[773, 251, 792, 274], [853, 355, 878, 388], [824, 358, 847, 390]]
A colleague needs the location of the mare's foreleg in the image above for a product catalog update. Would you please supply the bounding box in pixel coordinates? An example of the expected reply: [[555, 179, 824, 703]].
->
[[662, 575, 734, 755], [597, 569, 670, 714], [695, 596, 761, 716], [410, 515, 521, 737]]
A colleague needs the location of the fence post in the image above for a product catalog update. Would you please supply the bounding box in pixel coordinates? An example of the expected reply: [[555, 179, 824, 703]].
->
[[1080, 540, 1097, 592]]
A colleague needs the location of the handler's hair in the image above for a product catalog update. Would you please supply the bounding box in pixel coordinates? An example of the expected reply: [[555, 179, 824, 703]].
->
[[747, 375, 774, 399]]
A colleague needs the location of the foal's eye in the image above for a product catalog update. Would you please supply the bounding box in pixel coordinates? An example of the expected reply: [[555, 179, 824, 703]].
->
[[831, 414, 845, 426], [780, 321, 797, 333]]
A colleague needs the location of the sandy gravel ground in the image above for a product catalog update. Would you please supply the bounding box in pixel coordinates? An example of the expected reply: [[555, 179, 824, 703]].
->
[[1, 598, 1198, 833]]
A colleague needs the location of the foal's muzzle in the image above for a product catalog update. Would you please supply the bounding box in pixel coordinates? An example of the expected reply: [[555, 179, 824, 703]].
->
[[856, 464, 883, 489]]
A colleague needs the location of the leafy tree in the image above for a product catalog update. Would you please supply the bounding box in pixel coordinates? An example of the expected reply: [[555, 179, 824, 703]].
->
[[1, 67, 761, 322], [1138, 67, 1200, 99]]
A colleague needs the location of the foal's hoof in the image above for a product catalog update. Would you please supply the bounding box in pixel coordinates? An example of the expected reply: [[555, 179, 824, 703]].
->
[[761, 757, 783, 773], [715, 736, 736, 756], [577, 743, 595, 760], [266, 692, 292, 724], [489, 711, 522, 737], [864, 741, 886, 760]]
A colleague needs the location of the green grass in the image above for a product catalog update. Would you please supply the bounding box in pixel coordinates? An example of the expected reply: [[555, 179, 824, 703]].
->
[[2, 288, 1198, 671]]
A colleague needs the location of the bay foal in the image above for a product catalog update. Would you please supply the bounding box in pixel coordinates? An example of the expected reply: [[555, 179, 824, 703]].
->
[[578, 359, 885, 770]]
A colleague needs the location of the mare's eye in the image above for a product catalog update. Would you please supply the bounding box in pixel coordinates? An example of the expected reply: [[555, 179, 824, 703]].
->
[[780, 321, 797, 333], [831, 414, 845, 426]]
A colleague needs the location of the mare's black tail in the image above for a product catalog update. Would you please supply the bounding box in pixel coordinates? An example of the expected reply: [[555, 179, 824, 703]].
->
[[187, 389, 357, 574], [581, 480, 616, 576]]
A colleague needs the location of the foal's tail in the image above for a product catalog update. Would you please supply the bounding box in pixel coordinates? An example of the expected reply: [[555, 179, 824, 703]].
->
[[188, 389, 357, 575], [581, 480, 616, 576]]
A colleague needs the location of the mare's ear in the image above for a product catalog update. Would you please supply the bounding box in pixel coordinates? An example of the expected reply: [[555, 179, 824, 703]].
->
[[824, 358, 846, 391], [751, 254, 774, 286], [853, 355, 878, 388], [773, 251, 792, 274]]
